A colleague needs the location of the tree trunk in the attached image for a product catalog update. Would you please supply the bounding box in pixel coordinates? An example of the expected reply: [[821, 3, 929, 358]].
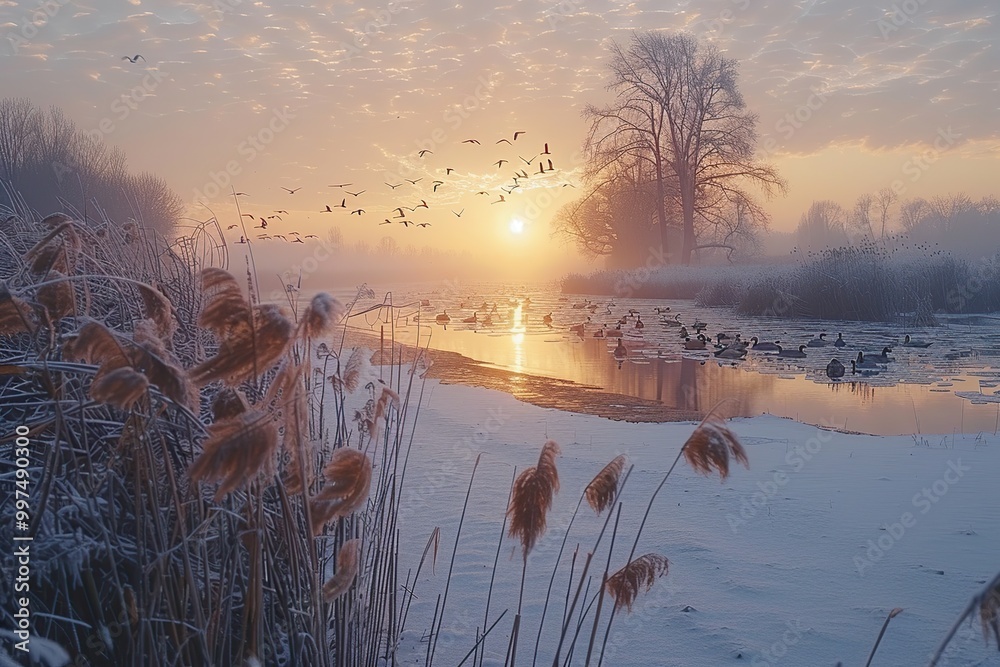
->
[[680, 174, 696, 265], [654, 161, 671, 262]]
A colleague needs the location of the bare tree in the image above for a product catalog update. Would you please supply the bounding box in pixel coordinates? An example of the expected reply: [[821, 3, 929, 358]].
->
[[583, 32, 784, 264], [874, 187, 897, 240], [851, 193, 875, 240], [899, 198, 929, 232], [796, 200, 849, 249]]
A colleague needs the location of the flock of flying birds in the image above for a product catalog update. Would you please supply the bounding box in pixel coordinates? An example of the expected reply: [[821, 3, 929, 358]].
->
[[218, 132, 572, 243]]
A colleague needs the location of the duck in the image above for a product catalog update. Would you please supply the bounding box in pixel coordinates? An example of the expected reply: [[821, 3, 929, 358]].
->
[[482, 314, 494, 326], [692, 319, 708, 330], [662, 313, 682, 326], [461, 312, 477, 324], [593, 326, 605, 338], [851, 360, 880, 376], [435, 311, 450, 324], [902, 334, 932, 348], [570, 317, 591, 336], [749, 337, 781, 352], [684, 336, 707, 351], [614, 339, 627, 358], [420, 299, 431, 307], [776, 344, 808, 358], [542, 312, 553, 326], [854, 351, 881, 369], [606, 325, 624, 338], [866, 347, 895, 363], [833, 333, 846, 348], [825, 358, 846, 379], [654, 306, 671, 314], [806, 333, 829, 347], [634, 315, 644, 330], [678, 326, 689, 338], [572, 300, 590, 310], [715, 345, 747, 360]]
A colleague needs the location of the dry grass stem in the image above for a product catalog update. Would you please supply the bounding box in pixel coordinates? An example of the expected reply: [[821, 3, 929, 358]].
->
[[322, 539, 361, 602], [585, 454, 627, 515], [507, 439, 560, 558], [188, 411, 279, 501], [981, 577, 1000, 648], [605, 553, 670, 613], [682, 413, 749, 480]]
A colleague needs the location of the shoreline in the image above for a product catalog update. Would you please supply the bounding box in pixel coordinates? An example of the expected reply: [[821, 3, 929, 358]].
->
[[342, 327, 705, 423]]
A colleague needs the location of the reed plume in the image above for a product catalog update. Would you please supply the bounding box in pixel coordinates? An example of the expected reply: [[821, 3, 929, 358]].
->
[[507, 439, 560, 559], [211, 387, 248, 421], [197, 267, 252, 337], [89, 367, 149, 410], [585, 454, 627, 515], [24, 220, 81, 275], [189, 411, 279, 501], [65, 321, 197, 411], [138, 281, 176, 342], [36, 271, 75, 322], [190, 303, 294, 386], [604, 553, 669, 613], [370, 383, 400, 439], [322, 539, 361, 602], [0, 286, 37, 335], [40, 212, 72, 228], [309, 447, 373, 535], [682, 412, 749, 480], [332, 346, 367, 393], [299, 292, 345, 339]]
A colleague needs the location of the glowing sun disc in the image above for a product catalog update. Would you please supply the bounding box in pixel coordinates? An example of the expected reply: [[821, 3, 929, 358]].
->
[[509, 218, 525, 234]]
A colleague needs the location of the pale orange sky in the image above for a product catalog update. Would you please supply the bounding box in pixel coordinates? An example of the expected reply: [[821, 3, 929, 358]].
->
[[2, 0, 998, 272]]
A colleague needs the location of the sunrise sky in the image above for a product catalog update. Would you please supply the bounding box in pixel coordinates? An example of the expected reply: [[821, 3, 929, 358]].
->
[[2, 0, 998, 273]]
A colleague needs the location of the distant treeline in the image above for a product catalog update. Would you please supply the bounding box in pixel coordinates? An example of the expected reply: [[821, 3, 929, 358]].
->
[[0, 97, 181, 235], [564, 239, 1000, 322]]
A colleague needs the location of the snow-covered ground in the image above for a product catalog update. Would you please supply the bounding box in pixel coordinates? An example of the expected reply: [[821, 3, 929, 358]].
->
[[393, 378, 1000, 666]]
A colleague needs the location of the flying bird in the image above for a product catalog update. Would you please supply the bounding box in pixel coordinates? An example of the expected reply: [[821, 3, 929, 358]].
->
[[392, 207, 405, 217], [345, 189, 365, 197], [292, 237, 304, 243], [537, 162, 546, 174], [405, 177, 423, 184], [418, 149, 433, 157], [274, 210, 288, 214], [542, 143, 551, 155], [121, 54, 145, 63], [453, 209, 464, 217], [495, 159, 508, 167], [462, 139, 480, 144], [226, 224, 238, 229], [328, 183, 352, 188], [416, 223, 431, 228], [234, 192, 249, 196], [547, 158, 554, 171], [336, 199, 347, 208], [322, 205, 333, 212], [446, 167, 456, 174], [385, 182, 403, 189], [281, 187, 302, 194], [492, 195, 505, 204], [520, 154, 538, 165], [241, 213, 255, 218], [496, 138, 512, 145], [432, 180, 444, 191], [304, 234, 318, 238], [381, 219, 393, 225], [475, 191, 489, 195], [399, 220, 413, 227], [351, 209, 365, 215], [513, 131, 525, 140], [417, 199, 429, 208], [267, 215, 282, 220]]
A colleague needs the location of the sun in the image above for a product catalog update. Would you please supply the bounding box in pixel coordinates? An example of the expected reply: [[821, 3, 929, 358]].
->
[[509, 218, 525, 235]]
